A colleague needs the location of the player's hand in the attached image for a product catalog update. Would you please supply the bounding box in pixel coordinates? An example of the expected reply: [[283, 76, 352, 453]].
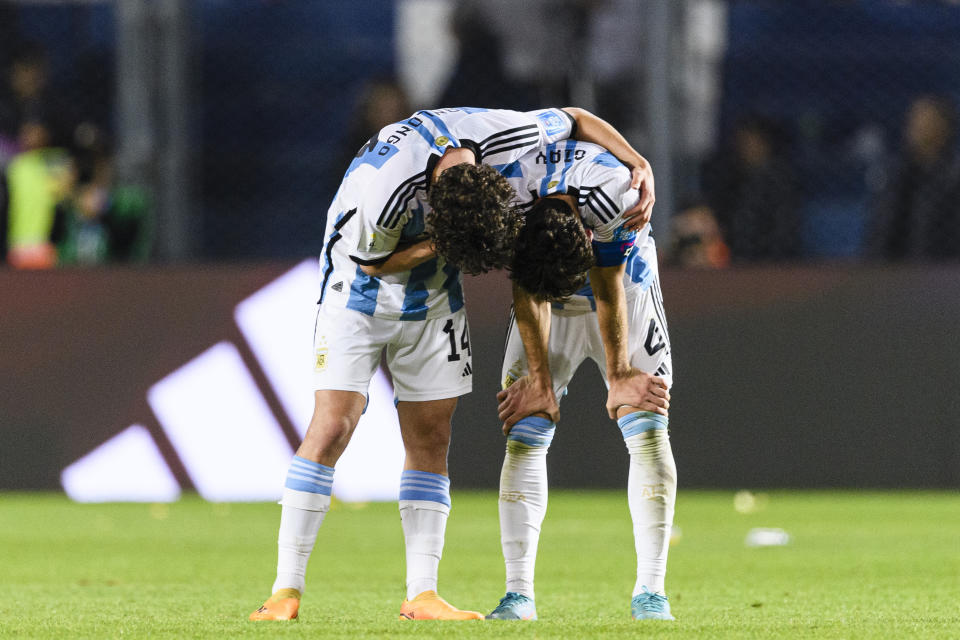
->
[[623, 163, 656, 232], [606, 369, 669, 419], [497, 375, 560, 434]]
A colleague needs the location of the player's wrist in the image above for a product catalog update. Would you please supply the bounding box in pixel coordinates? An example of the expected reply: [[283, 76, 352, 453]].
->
[[527, 371, 554, 391], [606, 363, 635, 381]]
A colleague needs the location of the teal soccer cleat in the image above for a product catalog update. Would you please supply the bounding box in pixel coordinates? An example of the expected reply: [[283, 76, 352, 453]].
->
[[486, 592, 538, 620], [631, 587, 675, 620]]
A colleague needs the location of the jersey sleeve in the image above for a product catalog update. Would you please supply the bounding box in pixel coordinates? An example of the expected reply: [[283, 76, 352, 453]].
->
[[348, 208, 403, 265], [526, 108, 577, 144], [578, 154, 640, 267], [347, 169, 424, 265]]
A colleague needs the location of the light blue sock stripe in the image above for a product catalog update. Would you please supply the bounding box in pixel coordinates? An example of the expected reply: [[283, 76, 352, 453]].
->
[[402, 470, 450, 484], [287, 467, 333, 483], [285, 478, 333, 495], [287, 471, 333, 485], [507, 417, 556, 447], [617, 411, 668, 439], [401, 480, 450, 491], [289, 463, 333, 480], [399, 470, 451, 507], [515, 416, 554, 429], [290, 456, 335, 477], [508, 434, 553, 447], [399, 475, 449, 488], [284, 457, 335, 495], [398, 488, 452, 507], [509, 425, 553, 436]]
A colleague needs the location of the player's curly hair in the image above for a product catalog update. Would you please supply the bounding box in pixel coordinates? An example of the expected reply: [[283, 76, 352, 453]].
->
[[427, 163, 522, 274], [510, 198, 595, 302]]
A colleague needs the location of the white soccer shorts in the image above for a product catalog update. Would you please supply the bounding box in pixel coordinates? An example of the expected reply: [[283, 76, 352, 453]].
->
[[313, 303, 474, 402], [500, 270, 673, 398]]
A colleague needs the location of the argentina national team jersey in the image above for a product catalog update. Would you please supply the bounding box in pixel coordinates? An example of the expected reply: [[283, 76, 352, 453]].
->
[[318, 107, 576, 321], [494, 140, 655, 312]]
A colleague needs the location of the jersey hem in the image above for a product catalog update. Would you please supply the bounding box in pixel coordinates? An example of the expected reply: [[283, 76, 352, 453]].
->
[[394, 384, 472, 402], [349, 254, 391, 266]]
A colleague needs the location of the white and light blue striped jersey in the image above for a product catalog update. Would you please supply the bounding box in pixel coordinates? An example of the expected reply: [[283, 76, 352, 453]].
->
[[494, 140, 655, 312], [319, 107, 575, 321]]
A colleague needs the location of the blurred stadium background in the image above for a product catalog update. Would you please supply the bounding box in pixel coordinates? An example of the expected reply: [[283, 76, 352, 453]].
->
[[2, 0, 959, 502]]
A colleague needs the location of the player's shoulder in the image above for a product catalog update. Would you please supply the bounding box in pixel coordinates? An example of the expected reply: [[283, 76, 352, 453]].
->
[[571, 142, 628, 171]]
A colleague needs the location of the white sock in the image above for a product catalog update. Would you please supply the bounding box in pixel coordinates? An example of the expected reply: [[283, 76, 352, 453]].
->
[[272, 456, 335, 594], [398, 470, 451, 600], [618, 412, 677, 596], [499, 417, 555, 600]]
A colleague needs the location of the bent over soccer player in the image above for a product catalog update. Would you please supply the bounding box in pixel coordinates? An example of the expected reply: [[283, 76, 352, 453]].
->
[[486, 141, 677, 621], [249, 107, 656, 621]]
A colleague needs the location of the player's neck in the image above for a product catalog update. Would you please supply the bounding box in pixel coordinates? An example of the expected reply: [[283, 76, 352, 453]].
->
[[432, 147, 475, 181]]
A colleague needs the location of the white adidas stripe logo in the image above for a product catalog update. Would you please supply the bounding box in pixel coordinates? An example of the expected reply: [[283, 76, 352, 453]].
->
[[61, 260, 405, 503]]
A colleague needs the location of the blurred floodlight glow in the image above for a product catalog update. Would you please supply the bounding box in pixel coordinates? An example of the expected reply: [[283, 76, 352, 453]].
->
[[331, 367, 404, 502], [234, 259, 318, 434], [147, 342, 292, 501], [61, 425, 181, 502]]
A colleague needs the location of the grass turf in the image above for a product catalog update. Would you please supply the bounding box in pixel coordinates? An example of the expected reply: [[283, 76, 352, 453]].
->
[[0, 491, 958, 638]]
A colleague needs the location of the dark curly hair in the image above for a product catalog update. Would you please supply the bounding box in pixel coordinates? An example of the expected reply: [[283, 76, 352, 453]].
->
[[427, 163, 522, 274], [510, 198, 595, 302]]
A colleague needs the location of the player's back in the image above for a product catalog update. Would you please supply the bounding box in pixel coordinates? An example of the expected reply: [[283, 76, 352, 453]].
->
[[495, 140, 656, 311], [320, 107, 576, 321]]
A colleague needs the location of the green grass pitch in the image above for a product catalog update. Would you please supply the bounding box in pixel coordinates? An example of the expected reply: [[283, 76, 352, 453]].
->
[[1, 491, 958, 638]]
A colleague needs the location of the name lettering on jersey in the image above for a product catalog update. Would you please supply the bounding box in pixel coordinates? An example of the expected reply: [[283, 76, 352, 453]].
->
[[385, 117, 424, 145], [535, 148, 586, 165]]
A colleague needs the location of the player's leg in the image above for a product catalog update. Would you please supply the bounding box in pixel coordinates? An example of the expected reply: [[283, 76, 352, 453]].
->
[[390, 309, 482, 620], [489, 308, 585, 620], [599, 247, 677, 620], [251, 306, 386, 621]]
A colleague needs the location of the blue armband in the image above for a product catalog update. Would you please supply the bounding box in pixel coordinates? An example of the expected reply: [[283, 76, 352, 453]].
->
[[592, 238, 635, 267]]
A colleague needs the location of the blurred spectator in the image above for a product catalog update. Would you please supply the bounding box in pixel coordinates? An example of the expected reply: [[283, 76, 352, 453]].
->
[[3, 144, 74, 268], [869, 95, 960, 261], [701, 115, 801, 262], [342, 78, 411, 156], [437, 3, 538, 110], [330, 78, 412, 196], [0, 42, 72, 268], [50, 127, 152, 266], [0, 42, 73, 158], [666, 200, 730, 269]]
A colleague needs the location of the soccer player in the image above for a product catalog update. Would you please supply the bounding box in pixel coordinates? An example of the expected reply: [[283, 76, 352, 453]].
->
[[484, 140, 677, 621], [249, 107, 656, 621]]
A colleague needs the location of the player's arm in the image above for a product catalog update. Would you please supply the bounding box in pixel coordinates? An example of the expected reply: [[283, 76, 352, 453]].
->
[[589, 263, 670, 420], [356, 239, 436, 277], [349, 169, 437, 276], [496, 281, 560, 431], [562, 107, 655, 232]]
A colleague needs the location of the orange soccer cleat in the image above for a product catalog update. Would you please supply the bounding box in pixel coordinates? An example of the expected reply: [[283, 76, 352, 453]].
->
[[398, 590, 484, 620], [249, 588, 301, 621]]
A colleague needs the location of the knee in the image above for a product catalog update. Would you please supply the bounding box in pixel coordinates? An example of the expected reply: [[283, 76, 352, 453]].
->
[[404, 423, 451, 454], [301, 412, 355, 458]]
